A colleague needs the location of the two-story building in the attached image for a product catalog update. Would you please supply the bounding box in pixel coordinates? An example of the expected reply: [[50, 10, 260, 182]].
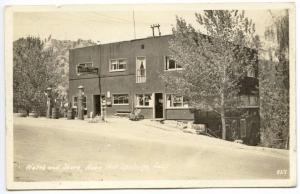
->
[[68, 34, 260, 145], [69, 35, 195, 120]]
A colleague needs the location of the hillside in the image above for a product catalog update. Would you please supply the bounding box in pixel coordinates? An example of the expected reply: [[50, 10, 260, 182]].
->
[[43, 38, 96, 100]]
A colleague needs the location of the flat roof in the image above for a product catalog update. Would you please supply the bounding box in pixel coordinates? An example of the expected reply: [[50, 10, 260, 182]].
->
[[70, 34, 173, 50], [104, 34, 172, 45]]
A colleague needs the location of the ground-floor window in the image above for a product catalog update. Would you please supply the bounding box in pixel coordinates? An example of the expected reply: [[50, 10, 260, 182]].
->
[[240, 119, 247, 138], [136, 94, 152, 107], [228, 119, 239, 140], [83, 96, 87, 109], [73, 96, 87, 108], [73, 96, 78, 108], [73, 96, 87, 115], [166, 94, 189, 108], [113, 94, 129, 105]]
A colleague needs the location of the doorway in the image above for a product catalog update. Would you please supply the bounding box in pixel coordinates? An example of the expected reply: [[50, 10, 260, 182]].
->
[[154, 93, 163, 119], [93, 95, 101, 116]]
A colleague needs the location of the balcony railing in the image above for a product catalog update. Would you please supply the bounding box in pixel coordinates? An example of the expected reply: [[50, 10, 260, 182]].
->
[[238, 95, 259, 108], [136, 69, 146, 83]]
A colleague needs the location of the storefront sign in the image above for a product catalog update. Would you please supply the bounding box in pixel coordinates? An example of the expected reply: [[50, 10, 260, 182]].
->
[[77, 66, 98, 74]]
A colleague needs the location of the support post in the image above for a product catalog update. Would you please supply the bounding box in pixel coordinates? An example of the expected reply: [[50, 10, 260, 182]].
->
[[46, 87, 53, 118], [101, 96, 106, 122], [78, 85, 84, 120]]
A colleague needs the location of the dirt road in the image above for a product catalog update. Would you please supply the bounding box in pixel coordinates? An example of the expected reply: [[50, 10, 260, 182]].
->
[[13, 116, 289, 181]]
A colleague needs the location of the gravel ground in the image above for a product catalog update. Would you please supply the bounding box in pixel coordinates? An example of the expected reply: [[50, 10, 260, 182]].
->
[[13, 116, 289, 182]]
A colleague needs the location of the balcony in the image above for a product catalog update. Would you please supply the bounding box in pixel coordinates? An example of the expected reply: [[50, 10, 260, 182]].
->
[[136, 69, 146, 83], [238, 95, 259, 108]]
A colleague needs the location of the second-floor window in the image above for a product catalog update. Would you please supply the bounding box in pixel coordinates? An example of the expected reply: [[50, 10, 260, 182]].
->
[[77, 62, 93, 74], [247, 65, 256, 77], [110, 59, 127, 72], [136, 57, 146, 83], [165, 56, 182, 70], [239, 95, 258, 107]]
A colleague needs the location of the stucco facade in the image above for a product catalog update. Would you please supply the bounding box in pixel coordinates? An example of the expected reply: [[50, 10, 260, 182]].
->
[[68, 35, 260, 144], [69, 35, 195, 120]]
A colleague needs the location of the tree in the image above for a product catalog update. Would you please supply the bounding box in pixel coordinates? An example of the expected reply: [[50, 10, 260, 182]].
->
[[13, 36, 97, 115], [161, 10, 257, 139], [260, 10, 289, 149], [13, 37, 55, 115]]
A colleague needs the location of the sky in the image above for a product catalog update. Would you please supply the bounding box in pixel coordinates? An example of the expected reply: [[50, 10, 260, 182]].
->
[[13, 4, 286, 44]]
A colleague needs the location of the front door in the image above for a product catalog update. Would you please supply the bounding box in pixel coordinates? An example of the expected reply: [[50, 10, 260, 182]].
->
[[155, 93, 163, 118], [93, 95, 101, 116]]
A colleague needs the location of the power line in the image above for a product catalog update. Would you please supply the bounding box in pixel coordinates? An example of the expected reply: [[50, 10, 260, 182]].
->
[[95, 13, 132, 23], [133, 9, 136, 39]]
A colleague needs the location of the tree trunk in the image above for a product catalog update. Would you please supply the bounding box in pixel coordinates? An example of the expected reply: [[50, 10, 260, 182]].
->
[[221, 55, 227, 140], [221, 93, 226, 140], [221, 109, 226, 140]]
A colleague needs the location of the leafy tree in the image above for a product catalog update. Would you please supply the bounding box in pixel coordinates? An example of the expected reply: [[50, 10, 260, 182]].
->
[[13, 36, 55, 115], [260, 10, 289, 149], [161, 10, 257, 139], [13, 36, 97, 115]]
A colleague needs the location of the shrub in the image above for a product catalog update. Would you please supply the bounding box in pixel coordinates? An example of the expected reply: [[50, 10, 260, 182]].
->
[[129, 109, 144, 121]]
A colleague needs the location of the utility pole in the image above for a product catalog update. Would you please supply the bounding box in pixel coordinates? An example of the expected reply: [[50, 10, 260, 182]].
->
[[150, 24, 161, 37], [78, 85, 85, 120], [132, 10, 136, 39], [150, 25, 155, 37], [45, 87, 53, 118]]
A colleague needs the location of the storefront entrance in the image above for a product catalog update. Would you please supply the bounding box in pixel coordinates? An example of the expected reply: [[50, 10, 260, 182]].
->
[[93, 95, 101, 116], [154, 93, 163, 119]]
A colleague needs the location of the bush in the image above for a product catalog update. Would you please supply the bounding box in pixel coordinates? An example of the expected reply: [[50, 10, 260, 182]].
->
[[15, 110, 28, 117], [129, 109, 144, 121]]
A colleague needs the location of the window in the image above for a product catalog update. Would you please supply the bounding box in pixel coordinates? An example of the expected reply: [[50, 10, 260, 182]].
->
[[240, 95, 248, 106], [247, 65, 255, 77], [230, 120, 238, 140], [82, 96, 87, 110], [73, 96, 78, 108], [136, 94, 152, 107], [113, 94, 129, 105], [73, 96, 87, 110], [136, 57, 146, 83], [110, 59, 127, 72], [240, 119, 247, 138], [110, 59, 118, 71], [77, 62, 93, 74], [118, 59, 126, 70], [165, 56, 182, 70], [249, 96, 258, 106], [166, 94, 188, 108], [239, 95, 258, 106]]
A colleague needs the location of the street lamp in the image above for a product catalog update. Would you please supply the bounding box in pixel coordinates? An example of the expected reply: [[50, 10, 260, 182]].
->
[[78, 85, 85, 120], [45, 87, 53, 118]]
